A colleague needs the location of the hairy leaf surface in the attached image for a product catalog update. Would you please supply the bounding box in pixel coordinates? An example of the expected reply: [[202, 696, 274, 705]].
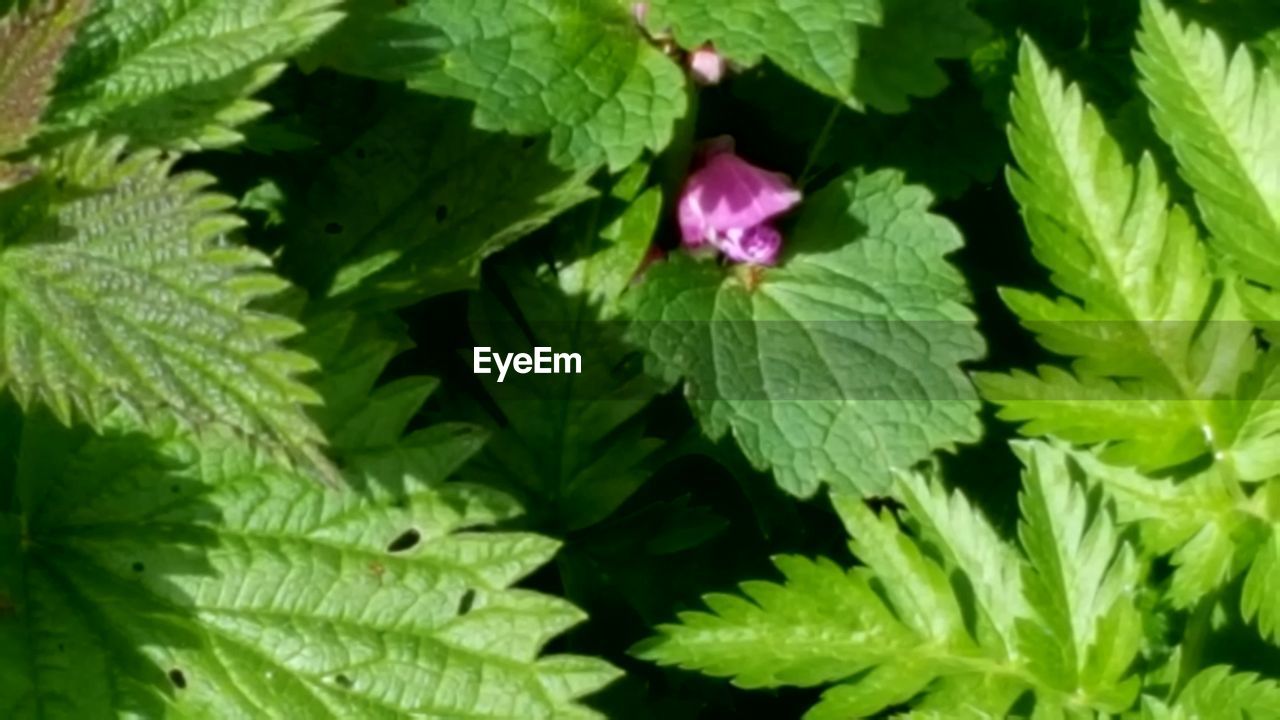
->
[[0, 401, 618, 717], [0, 0, 87, 190], [44, 0, 343, 149], [0, 136, 330, 479]]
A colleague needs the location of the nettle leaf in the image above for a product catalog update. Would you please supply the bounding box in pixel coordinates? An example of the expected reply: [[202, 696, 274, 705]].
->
[[648, 0, 988, 112], [0, 0, 87, 188], [43, 0, 343, 150], [0, 404, 619, 717], [318, 0, 687, 172], [284, 92, 596, 311], [627, 168, 982, 497], [635, 441, 1143, 717], [464, 179, 664, 532], [974, 40, 1260, 474], [1137, 0, 1280, 289], [0, 136, 332, 481]]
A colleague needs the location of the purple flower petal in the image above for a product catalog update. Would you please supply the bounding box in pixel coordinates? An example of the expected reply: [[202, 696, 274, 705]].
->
[[678, 151, 801, 248], [715, 224, 782, 266]]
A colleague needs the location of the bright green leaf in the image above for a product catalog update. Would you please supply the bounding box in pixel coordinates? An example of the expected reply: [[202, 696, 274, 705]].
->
[[1243, 528, 1280, 645], [1137, 0, 1280, 289], [1013, 442, 1142, 707], [1168, 666, 1280, 719], [974, 39, 1257, 473], [636, 440, 1144, 716]]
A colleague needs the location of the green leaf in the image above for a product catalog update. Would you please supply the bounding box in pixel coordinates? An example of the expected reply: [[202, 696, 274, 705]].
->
[[0, 0, 87, 188], [0, 408, 619, 717], [646, 0, 881, 104], [464, 182, 664, 532], [318, 0, 687, 172], [44, 0, 343, 150], [1012, 442, 1142, 707], [282, 92, 597, 310], [634, 553, 924, 690], [1168, 666, 1280, 719], [851, 0, 991, 113], [627, 168, 982, 497], [1243, 528, 1280, 645], [649, 0, 987, 112], [0, 136, 332, 481], [894, 464, 1029, 655], [1136, 0, 1280, 289], [636, 440, 1144, 716], [974, 39, 1257, 474], [1074, 447, 1256, 606]]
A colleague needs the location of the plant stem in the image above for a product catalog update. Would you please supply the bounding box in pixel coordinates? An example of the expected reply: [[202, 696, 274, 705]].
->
[[1174, 595, 1214, 699], [798, 99, 844, 188]]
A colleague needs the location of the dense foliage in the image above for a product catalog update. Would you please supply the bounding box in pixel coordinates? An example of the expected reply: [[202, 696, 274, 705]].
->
[[2, 0, 1280, 717]]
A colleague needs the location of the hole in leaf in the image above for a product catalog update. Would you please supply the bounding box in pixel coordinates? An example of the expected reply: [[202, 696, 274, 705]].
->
[[387, 529, 421, 553], [521, 137, 537, 149], [334, 673, 353, 688], [324, 222, 343, 235], [132, 562, 145, 573], [435, 205, 448, 222], [458, 589, 476, 616], [169, 669, 187, 689]]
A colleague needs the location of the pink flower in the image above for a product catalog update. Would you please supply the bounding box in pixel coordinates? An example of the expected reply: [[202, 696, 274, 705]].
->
[[688, 45, 726, 85], [678, 139, 801, 266], [632, 2, 648, 25]]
